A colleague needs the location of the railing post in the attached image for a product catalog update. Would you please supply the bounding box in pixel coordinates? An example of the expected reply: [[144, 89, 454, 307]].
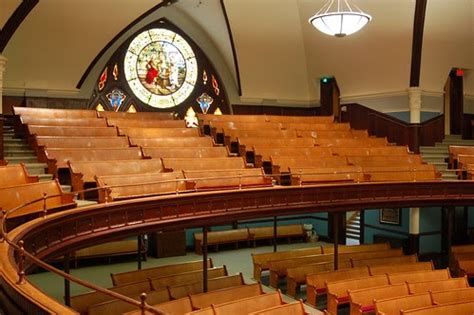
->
[[17, 240, 26, 285], [42, 193, 47, 217], [0, 209, 5, 242], [137, 235, 143, 270], [64, 253, 71, 306], [239, 175, 242, 190], [333, 213, 339, 270], [273, 216, 277, 252], [140, 292, 147, 315], [202, 226, 208, 293]]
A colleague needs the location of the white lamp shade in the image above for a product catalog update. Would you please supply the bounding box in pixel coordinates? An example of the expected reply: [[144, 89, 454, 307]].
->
[[309, 11, 372, 37]]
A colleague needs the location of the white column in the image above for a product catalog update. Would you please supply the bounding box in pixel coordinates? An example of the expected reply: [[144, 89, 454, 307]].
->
[[409, 207, 420, 234], [0, 55, 7, 115], [408, 87, 422, 124]]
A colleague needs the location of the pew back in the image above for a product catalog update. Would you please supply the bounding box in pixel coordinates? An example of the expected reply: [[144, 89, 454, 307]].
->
[[248, 301, 307, 315], [184, 168, 272, 190], [150, 267, 228, 290], [190, 282, 263, 310], [407, 277, 470, 294], [401, 301, 474, 314], [129, 136, 214, 147], [168, 274, 245, 299], [430, 287, 474, 304], [374, 293, 432, 315], [369, 261, 433, 275], [111, 259, 213, 286], [107, 118, 185, 128], [388, 269, 451, 285], [97, 111, 174, 120], [142, 147, 229, 159], [28, 125, 117, 137], [0, 164, 38, 188], [162, 157, 246, 171], [118, 127, 199, 138], [211, 291, 283, 315]]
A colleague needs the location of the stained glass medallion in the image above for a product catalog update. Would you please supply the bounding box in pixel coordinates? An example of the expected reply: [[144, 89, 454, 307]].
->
[[124, 28, 198, 109]]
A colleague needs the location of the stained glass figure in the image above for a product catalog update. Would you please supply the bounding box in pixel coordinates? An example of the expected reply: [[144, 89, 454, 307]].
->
[[98, 68, 108, 91], [113, 64, 119, 80], [203, 70, 208, 85], [95, 103, 105, 112], [127, 104, 137, 113], [196, 92, 213, 114], [212, 75, 220, 95], [124, 28, 198, 109], [106, 89, 127, 112]]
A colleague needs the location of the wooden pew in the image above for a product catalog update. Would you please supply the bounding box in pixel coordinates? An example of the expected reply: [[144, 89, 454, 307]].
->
[[388, 269, 451, 285], [248, 300, 308, 315], [331, 146, 410, 157], [183, 168, 272, 191], [210, 290, 284, 315], [290, 166, 365, 185], [106, 118, 185, 128], [223, 129, 297, 147], [282, 122, 350, 131], [400, 301, 474, 314], [129, 136, 214, 148], [249, 302, 307, 315], [210, 121, 282, 137], [271, 156, 349, 174], [457, 259, 474, 278], [369, 261, 433, 275], [162, 157, 246, 172], [97, 111, 175, 120], [87, 287, 170, 315], [430, 287, 474, 304], [349, 283, 409, 315], [457, 155, 474, 178], [251, 246, 324, 281], [0, 163, 39, 188], [70, 279, 153, 314], [198, 113, 269, 125], [1, 180, 76, 229], [321, 242, 391, 253], [248, 224, 307, 246], [265, 115, 334, 124], [34, 136, 130, 161], [351, 254, 418, 268], [238, 137, 315, 157], [20, 116, 107, 127], [326, 275, 389, 314], [286, 261, 349, 297], [95, 172, 188, 203], [72, 238, 146, 265], [118, 127, 199, 138], [362, 165, 440, 182], [348, 155, 424, 167], [407, 277, 470, 294], [68, 159, 164, 192], [374, 293, 432, 315], [448, 145, 474, 168], [142, 146, 229, 159], [168, 273, 245, 299], [315, 137, 388, 147], [306, 267, 370, 307], [296, 130, 356, 139], [45, 147, 144, 177], [254, 147, 333, 167], [111, 259, 213, 286], [122, 297, 193, 315], [189, 282, 264, 310], [194, 228, 250, 255], [150, 266, 228, 290], [13, 106, 97, 119], [28, 125, 117, 138]]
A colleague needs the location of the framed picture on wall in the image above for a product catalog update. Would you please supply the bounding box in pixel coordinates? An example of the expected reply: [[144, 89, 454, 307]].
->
[[379, 208, 401, 225]]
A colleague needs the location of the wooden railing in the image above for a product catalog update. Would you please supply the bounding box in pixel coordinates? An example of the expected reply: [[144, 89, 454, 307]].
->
[[1, 180, 474, 313], [341, 103, 445, 153]]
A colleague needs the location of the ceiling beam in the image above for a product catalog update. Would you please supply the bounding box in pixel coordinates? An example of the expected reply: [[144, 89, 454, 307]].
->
[[409, 0, 428, 87], [0, 0, 39, 53]]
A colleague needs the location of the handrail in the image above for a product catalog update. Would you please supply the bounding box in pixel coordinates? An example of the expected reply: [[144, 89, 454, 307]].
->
[[1, 176, 474, 313]]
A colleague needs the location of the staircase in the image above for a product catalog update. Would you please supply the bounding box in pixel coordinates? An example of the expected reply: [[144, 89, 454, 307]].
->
[[346, 212, 361, 243], [420, 134, 474, 180]]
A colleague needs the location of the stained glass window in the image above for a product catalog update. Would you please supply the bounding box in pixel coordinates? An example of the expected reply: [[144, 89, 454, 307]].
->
[[124, 28, 198, 109]]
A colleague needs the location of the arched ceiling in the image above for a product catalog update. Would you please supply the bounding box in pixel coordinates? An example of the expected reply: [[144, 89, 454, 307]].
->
[[0, 0, 473, 111]]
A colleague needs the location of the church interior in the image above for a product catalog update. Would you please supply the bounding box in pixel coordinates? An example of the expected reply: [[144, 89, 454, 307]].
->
[[0, 0, 474, 314]]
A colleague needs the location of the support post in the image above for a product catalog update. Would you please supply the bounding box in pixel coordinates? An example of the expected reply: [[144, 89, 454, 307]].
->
[[333, 212, 339, 270], [447, 206, 454, 258], [202, 227, 208, 293], [273, 216, 277, 252], [0, 56, 6, 162], [137, 235, 143, 270], [408, 207, 420, 255], [64, 253, 71, 306], [359, 210, 365, 244]]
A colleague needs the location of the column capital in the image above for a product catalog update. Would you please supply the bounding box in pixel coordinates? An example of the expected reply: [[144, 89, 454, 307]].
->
[[407, 87, 422, 123], [0, 54, 7, 72]]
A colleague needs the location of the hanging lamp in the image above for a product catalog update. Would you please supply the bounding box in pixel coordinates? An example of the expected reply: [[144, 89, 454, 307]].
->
[[309, 0, 372, 37]]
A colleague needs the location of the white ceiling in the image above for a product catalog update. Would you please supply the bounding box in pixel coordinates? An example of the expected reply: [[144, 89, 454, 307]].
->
[[0, 0, 473, 109]]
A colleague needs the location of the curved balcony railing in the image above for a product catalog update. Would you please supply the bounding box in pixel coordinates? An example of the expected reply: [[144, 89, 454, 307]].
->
[[1, 174, 474, 314]]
